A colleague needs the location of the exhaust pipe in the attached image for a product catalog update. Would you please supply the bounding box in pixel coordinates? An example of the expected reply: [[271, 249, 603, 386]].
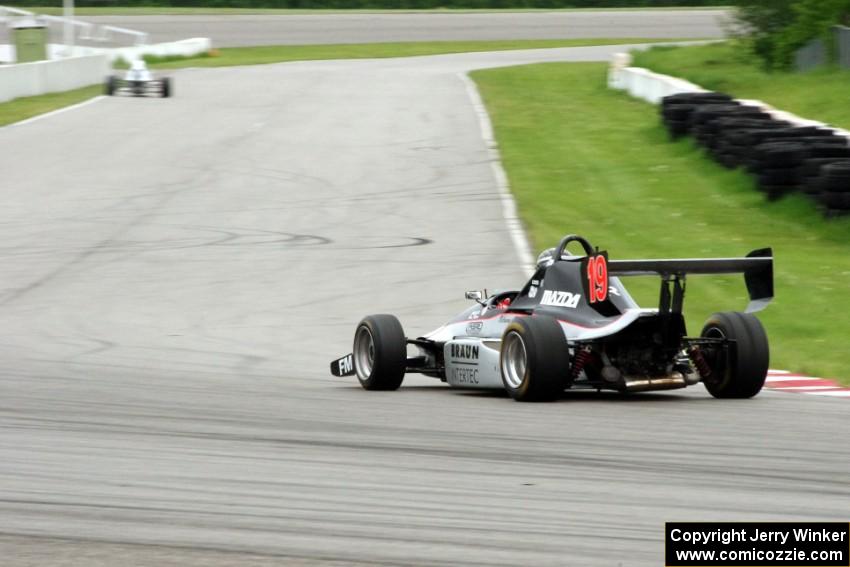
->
[[623, 371, 687, 392]]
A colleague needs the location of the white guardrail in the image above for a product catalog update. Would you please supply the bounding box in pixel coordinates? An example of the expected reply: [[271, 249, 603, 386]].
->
[[39, 14, 95, 41], [0, 5, 149, 46], [0, 53, 109, 103], [608, 52, 850, 141], [0, 5, 33, 18], [96, 25, 149, 46]]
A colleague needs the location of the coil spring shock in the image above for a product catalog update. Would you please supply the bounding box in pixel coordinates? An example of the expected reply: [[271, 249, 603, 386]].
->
[[688, 346, 712, 379], [571, 347, 592, 380]]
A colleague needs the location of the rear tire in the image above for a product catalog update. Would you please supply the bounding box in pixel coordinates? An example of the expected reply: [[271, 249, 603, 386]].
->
[[700, 312, 769, 399], [500, 316, 570, 402], [105, 76, 116, 96], [353, 315, 406, 391], [161, 77, 171, 98]]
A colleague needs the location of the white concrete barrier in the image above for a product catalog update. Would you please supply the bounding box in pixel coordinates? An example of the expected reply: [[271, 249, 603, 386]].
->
[[0, 53, 108, 103], [608, 56, 705, 104], [108, 38, 211, 63], [608, 52, 850, 143], [0, 59, 42, 101]]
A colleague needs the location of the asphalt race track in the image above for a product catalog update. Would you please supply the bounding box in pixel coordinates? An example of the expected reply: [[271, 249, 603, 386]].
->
[[1, 46, 848, 566], [76, 9, 728, 47]]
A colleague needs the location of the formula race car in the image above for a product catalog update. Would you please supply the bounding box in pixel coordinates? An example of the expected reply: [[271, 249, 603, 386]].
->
[[105, 60, 171, 98], [331, 234, 774, 401]]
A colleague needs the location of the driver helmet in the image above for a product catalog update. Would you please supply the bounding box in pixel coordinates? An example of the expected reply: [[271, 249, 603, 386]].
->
[[535, 247, 556, 269], [536, 247, 577, 269]]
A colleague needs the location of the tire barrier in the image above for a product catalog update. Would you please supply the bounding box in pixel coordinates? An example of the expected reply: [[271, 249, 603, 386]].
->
[[819, 161, 850, 216], [660, 91, 850, 216]]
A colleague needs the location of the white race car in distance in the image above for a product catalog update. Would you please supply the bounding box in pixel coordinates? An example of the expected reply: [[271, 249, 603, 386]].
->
[[105, 60, 171, 98]]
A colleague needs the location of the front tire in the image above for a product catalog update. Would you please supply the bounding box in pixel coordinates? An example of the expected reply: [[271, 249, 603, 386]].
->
[[105, 76, 116, 96], [500, 316, 570, 402], [700, 311, 769, 398], [353, 314, 406, 391], [161, 77, 171, 98]]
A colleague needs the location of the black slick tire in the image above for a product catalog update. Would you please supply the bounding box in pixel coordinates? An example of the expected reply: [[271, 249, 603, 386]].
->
[[500, 316, 570, 402], [700, 312, 769, 399], [353, 314, 406, 391]]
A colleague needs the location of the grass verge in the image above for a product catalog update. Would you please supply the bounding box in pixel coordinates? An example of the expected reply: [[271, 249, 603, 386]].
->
[[143, 39, 680, 69], [472, 61, 850, 383], [633, 42, 850, 130], [0, 84, 100, 127]]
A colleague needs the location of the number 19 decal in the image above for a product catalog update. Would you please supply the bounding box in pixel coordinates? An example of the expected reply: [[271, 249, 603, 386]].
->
[[586, 253, 608, 304]]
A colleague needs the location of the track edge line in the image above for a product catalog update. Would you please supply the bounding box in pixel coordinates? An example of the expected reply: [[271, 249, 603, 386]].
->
[[457, 71, 536, 277]]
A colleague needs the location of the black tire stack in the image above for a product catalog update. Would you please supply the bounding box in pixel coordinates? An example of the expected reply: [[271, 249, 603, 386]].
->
[[713, 119, 788, 170], [660, 91, 850, 216], [750, 141, 808, 200], [692, 106, 770, 153], [817, 161, 850, 216], [660, 92, 733, 139]]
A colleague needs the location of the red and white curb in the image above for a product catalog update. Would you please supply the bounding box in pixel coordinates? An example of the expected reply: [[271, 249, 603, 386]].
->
[[765, 370, 850, 398]]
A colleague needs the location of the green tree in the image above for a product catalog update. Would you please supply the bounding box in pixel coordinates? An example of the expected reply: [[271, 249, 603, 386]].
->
[[731, 0, 796, 68], [733, 0, 850, 68]]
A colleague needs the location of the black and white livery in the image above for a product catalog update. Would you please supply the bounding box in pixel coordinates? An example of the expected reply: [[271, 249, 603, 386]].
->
[[331, 234, 774, 401], [105, 60, 171, 98]]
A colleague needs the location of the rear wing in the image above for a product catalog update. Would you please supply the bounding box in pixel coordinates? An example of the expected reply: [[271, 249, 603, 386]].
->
[[608, 248, 773, 313]]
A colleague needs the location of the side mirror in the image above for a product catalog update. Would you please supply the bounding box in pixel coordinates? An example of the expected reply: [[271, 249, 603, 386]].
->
[[465, 290, 487, 303]]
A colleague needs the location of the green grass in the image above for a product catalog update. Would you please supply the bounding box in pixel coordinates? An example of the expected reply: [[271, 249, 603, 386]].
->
[[472, 61, 850, 383], [143, 38, 678, 70], [633, 42, 850, 130], [0, 84, 101, 127], [27, 6, 729, 15]]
